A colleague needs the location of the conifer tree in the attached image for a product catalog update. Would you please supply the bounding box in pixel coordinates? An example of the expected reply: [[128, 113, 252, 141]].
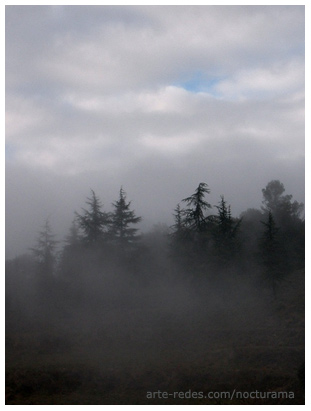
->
[[31, 218, 58, 277], [169, 203, 189, 262], [59, 219, 84, 282], [75, 190, 110, 245], [182, 182, 212, 233], [110, 187, 142, 248], [171, 203, 187, 239], [212, 196, 241, 264], [169, 183, 213, 275], [215, 196, 241, 240], [65, 219, 81, 248], [260, 211, 283, 298]]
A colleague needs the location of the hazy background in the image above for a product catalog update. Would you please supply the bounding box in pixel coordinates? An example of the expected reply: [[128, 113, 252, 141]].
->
[[5, 5, 305, 259]]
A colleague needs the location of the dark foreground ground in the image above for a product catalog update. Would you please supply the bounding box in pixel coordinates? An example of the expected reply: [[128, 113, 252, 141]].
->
[[6, 270, 304, 405]]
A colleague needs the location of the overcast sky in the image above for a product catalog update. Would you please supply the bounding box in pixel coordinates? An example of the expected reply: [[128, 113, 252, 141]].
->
[[5, 5, 305, 259]]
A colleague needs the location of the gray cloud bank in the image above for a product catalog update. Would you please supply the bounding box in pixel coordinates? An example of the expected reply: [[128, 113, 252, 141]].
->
[[6, 5, 304, 258]]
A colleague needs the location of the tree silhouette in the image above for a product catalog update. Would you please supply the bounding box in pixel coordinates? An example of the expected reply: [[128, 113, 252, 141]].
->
[[262, 180, 304, 269], [212, 195, 241, 264], [259, 211, 283, 298], [64, 219, 81, 248], [262, 180, 304, 227], [30, 218, 58, 277], [170, 203, 188, 241], [182, 182, 212, 233], [75, 190, 110, 246], [169, 183, 214, 275], [169, 203, 191, 269], [59, 219, 83, 282], [109, 187, 142, 248]]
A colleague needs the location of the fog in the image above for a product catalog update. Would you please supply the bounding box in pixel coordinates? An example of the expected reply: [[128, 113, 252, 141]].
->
[[5, 5, 305, 405], [6, 179, 305, 404]]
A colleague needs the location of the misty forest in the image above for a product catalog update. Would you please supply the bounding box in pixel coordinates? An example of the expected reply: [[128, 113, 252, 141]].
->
[[6, 179, 304, 404]]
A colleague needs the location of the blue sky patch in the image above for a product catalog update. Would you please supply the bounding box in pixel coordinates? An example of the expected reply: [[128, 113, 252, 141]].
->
[[174, 72, 222, 96]]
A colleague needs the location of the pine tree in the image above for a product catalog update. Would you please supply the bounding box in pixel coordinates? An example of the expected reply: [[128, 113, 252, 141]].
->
[[171, 203, 187, 240], [64, 219, 81, 248], [215, 196, 241, 240], [110, 187, 142, 248], [260, 211, 283, 298], [182, 182, 212, 233], [169, 203, 187, 257], [59, 219, 83, 282], [213, 195, 241, 264], [31, 218, 58, 277], [75, 190, 110, 246], [169, 183, 213, 276]]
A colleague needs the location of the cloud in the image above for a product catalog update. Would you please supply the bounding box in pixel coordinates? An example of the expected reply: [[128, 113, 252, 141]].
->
[[5, 5, 305, 258], [6, 6, 304, 94], [215, 59, 304, 100]]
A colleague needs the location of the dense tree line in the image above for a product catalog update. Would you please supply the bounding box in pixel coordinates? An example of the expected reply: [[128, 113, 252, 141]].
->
[[6, 180, 304, 331]]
